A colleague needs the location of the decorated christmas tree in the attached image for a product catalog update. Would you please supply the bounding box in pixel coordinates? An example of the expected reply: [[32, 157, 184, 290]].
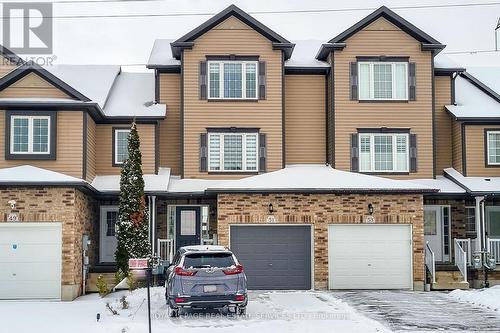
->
[[115, 122, 150, 273]]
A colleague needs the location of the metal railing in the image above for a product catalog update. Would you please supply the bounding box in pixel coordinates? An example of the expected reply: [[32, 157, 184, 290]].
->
[[454, 239, 468, 282], [157, 238, 174, 263], [455, 238, 472, 265], [425, 241, 436, 284], [488, 238, 500, 264]]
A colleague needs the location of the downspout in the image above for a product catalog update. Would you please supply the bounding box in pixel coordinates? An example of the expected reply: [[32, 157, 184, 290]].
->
[[474, 196, 485, 253]]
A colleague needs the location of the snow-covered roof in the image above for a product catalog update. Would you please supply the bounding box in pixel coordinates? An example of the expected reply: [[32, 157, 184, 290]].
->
[[285, 40, 330, 68], [44, 65, 120, 109], [206, 165, 437, 193], [167, 176, 232, 194], [402, 176, 466, 194], [467, 67, 500, 97], [444, 168, 500, 194], [0, 165, 85, 185], [147, 39, 180, 68], [91, 168, 171, 192], [445, 75, 500, 119], [102, 72, 166, 118]]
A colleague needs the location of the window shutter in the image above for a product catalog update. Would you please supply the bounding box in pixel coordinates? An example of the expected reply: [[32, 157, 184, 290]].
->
[[200, 61, 207, 100], [410, 133, 417, 172], [350, 133, 359, 172], [200, 133, 208, 172], [409, 62, 416, 101], [259, 133, 267, 172], [350, 62, 358, 101], [258, 61, 266, 100]]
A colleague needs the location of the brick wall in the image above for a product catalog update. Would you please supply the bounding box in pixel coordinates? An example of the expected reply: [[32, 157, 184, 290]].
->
[[0, 187, 98, 300], [217, 193, 424, 289]]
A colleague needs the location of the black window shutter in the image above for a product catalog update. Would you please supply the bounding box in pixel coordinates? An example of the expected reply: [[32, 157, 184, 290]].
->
[[409, 62, 416, 101], [200, 133, 208, 172], [259, 133, 267, 172], [350, 133, 359, 172], [410, 133, 417, 172], [350, 62, 358, 100], [200, 61, 207, 100], [258, 61, 266, 100]]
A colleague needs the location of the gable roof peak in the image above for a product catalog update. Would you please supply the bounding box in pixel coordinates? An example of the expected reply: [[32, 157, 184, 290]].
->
[[171, 4, 294, 59]]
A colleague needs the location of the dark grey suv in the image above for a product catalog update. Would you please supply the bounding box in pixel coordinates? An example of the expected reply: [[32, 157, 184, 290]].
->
[[165, 245, 248, 317]]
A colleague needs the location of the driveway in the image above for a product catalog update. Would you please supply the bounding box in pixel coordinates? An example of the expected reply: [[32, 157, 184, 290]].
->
[[333, 290, 500, 332]]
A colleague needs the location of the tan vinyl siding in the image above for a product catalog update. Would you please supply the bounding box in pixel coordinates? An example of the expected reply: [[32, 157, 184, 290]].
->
[[182, 16, 283, 179], [434, 76, 452, 174], [86, 114, 96, 181], [333, 17, 433, 179], [452, 121, 463, 173], [0, 72, 72, 99], [0, 111, 83, 178], [285, 75, 326, 164], [466, 125, 500, 177], [95, 124, 156, 175], [158, 73, 181, 175]]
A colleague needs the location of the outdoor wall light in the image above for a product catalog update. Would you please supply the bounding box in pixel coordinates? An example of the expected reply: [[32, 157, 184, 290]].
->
[[368, 203, 374, 215], [268, 203, 274, 214]]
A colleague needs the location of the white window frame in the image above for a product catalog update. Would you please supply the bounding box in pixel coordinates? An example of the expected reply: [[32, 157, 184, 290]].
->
[[207, 61, 259, 100], [207, 132, 259, 172], [486, 130, 500, 165], [114, 129, 130, 165], [358, 62, 409, 101], [359, 133, 410, 173], [10, 115, 51, 155]]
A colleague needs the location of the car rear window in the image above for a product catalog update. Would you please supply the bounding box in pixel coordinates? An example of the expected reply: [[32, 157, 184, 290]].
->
[[183, 252, 235, 268]]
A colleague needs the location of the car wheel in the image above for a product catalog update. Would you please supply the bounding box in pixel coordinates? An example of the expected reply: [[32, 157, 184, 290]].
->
[[237, 306, 246, 316]]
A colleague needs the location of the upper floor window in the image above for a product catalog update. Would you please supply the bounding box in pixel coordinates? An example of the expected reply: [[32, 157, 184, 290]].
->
[[208, 61, 258, 99], [208, 132, 258, 172], [10, 115, 50, 155], [358, 62, 408, 101], [486, 131, 500, 165], [359, 133, 409, 172], [113, 129, 130, 165]]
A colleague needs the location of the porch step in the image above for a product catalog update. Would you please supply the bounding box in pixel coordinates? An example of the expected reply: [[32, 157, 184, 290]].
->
[[432, 271, 469, 290], [86, 272, 117, 293]]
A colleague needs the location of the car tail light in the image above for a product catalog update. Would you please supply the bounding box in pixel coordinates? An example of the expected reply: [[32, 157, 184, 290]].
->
[[223, 264, 243, 275], [235, 294, 245, 302], [175, 297, 186, 303], [175, 266, 197, 276]]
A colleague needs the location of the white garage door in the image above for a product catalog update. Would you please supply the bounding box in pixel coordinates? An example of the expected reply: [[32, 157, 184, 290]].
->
[[328, 224, 412, 289], [0, 223, 62, 299]]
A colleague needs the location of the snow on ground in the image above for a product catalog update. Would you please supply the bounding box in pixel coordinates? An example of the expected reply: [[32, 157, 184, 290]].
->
[[0, 288, 390, 333], [449, 286, 500, 312]]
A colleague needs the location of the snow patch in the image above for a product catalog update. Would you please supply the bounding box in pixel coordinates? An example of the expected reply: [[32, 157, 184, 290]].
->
[[449, 286, 500, 311]]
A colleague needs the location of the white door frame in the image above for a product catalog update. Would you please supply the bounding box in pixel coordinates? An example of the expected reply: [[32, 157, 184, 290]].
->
[[228, 224, 315, 290], [99, 205, 119, 263], [327, 223, 413, 290], [424, 205, 451, 262]]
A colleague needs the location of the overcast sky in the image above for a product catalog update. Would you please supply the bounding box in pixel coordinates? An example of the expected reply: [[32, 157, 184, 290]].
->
[[3, 0, 500, 67]]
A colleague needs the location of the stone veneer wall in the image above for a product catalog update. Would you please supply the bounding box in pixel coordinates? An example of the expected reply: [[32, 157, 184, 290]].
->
[[0, 187, 98, 300], [217, 193, 424, 289]]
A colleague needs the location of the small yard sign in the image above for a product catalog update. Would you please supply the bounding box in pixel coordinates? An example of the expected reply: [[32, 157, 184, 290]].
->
[[129, 258, 149, 270]]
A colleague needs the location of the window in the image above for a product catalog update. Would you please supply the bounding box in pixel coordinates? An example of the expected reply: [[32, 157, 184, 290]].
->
[[106, 210, 118, 236], [207, 61, 258, 99], [10, 115, 50, 154], [486, 131, 500, 165], [359, 133, 409, 172], [114, 129, 130, 165], [465, 206, 476, 234], [208, 132, 258, 172], [358, 62, 408, 100]]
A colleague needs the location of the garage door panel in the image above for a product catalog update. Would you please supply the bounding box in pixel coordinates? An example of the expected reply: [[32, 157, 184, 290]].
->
[[329, 224, 412, 290], [230, 225, 311, 290], [0, 223, 62, 299]]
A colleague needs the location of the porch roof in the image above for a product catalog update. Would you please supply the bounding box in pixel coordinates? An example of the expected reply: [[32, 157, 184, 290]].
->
[[401, 176, 466, 195], [0, 165, 86, 186], [91, 167, 171, 193], [205, 165, 438, 194], [444, 168, 500, 195], [167, 176, 232, 194]]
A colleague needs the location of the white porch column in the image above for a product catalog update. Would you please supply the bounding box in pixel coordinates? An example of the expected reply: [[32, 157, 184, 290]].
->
[[475, 196, 484, 253], [151, 195, 157, 254]]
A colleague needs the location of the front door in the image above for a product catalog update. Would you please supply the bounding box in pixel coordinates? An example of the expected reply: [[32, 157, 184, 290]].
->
[[486, 207, 500, 238], [100, 206, 119, 263], [424, 206, 444, 262], [175, 206, 201, 250]]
